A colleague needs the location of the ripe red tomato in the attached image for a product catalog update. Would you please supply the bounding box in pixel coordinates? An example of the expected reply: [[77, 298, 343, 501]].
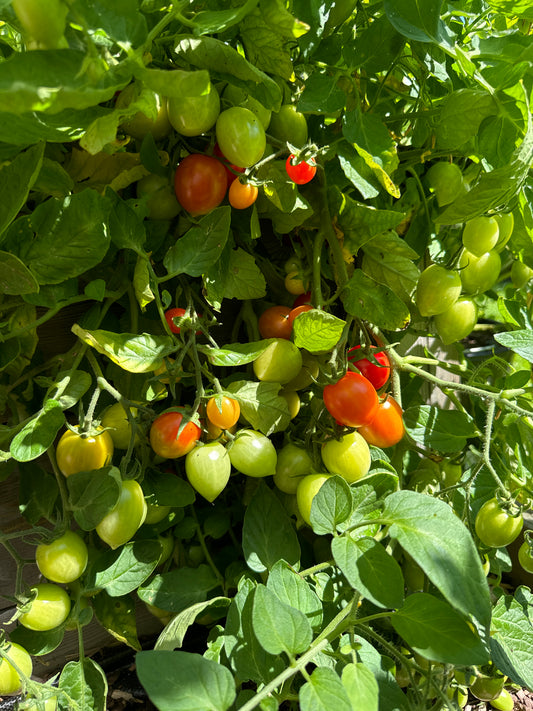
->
[[358, 395, 405, 448], [285, 155, 317, 184], [258, 305, 292, 339], [174, 154, 227, 216], [347, 345, 390, 390], [149, 410, 201, 459], [293, 291, 312, 307], [228, 179, 258, 209], [323, 371, 379, 427]]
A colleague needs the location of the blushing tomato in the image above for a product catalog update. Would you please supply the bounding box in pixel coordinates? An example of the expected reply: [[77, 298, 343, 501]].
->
[[415, 264, 461, 317], [227, 429, 277, 478], [475, 498, 523, 548], [36, 530, 88, 584], [185, 442, 231, 502], [273, 443, 314, 494], [19, 583, 71, 631], [287, 304, 314, 330], [347, 345, 390, 390], [206, 396, 240, 430], [216, 107, 266, 168], [56, 426, 114, 477], [167, 79, 220, 137], [228, 179, 258, 209], [174, 154, 227, 216], [285, 155, 317, 184], [258, 305, 292, 339], [149, 410, 201, 459], [96, 479, 147, 549], [321, 431, 371, 483], [323, 371, 379, 427], [253, 339, 303, 384], [293, 291, 312, 307], [357, 396, 405, 449], [0, 642, 32, 695]]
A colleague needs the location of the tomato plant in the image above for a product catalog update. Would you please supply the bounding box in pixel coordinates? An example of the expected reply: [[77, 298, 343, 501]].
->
[[321, 430, 371, 483], [174, 154, 227, 216], [216, 106, 266, 168], [475, 498, 523, 548], [167, 79, 220, 137], [228, 179, 258, 209], [415, 264, 462, 317], [285, 155, 317, 184], [149, 411, 201, 459], [227, 429, 277, 478], [347, 345, 390, 390], [95, 479, 147, 549], [0, 642, 32, 695], [56, 427, 114, 477], [185, 442, 231, 501], [36, 530, 88, 584], [323, 371, 379, 427], [357, 395, 405, 449], [206, 395, 240, 430], [19, 583, 71, 631]]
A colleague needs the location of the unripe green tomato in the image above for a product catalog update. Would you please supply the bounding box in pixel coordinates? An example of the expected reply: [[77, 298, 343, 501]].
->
[[136, 174, 180, 221], [321, 431, 371, 483], [36, 530, 88, 584], [267, 105, 308, 148], [274, 442, 313, 494], [96, 479, 147, 549], [101, 402, 139, 450], [470, 674, 505, 702], [458, 249, 501, 294], [144, 502, 172, 525], [494, 213, 514, 252], [434, 297, 477, 345], [167, 80, 220, 137], [253, 339, 303, 384], [24, 697, 58, 711], [216, 107, 266, 168], [511, 261, 533, 289], [415, 264, 462, 317], [518, 540, 533, 573], [185, 442, 231, 502], [223, 84, 271, 129], [490, 687, 514, 711], [475, 498, 523, 548], [461, 216, 499, 257], [425, 162, 464, 207], [116, 86, 172, 141], [0, 642, 32, 695], [441, 460, 462, 486], [296, 473, 332, 526], [227, 429, 277, 478], [284, 351, 320, 391], [445, 684, 468, 708], [12, 0, 68, 50], [19, 583, 71, 631]]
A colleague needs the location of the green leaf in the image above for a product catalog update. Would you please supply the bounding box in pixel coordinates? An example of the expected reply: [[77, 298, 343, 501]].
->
[[384, 0, 449, 43], [201, 340, 271, 367], [309, 475, 353, 535], [190, 0, 260, 36], [292, 310, 345, 354], [9, 399, 64, 462], [343, 109, 399, 186], [352, 635, 409, 711], [0, 107, 111, 145], [45, 370, 92, 411], [137, 565, 220, 613], [108, 194, 146, 253], [85, 540, 162, 597], [266, 560, 323, 630], [299, 667, 353, 711], [70, 0, 148, 47], [136, 650, 236, 711], [242, 481, 300, 572], [383, 490, 491, 629], [66, 466, 121, 531], [226, 380, 291, 436], [71, 325, 176, 373], [92, 591, 141, 651], [489, 586, 533, 689], [143, 468, 196, 508], [252, 584, 313, 655], [58, 657, 108, 711], [18, 463, 59, 525], [362, 232, 420, 303], [155, 597, 231, 651], [342, 663, 379, 711], [0, 142, 44, 239], [332, 535, 405, 609], [298, 70, 346, 114], [163, 207, 231, 277], [494, 330, 533, 362], [403, 405, 478, 453], [341, 269, 411, 331], [391, 593, 489, 666], [487, 0, 533, 20], [222, 248, 267, 300], [133, 255, 155, 311], [435, 89, 497, 151]]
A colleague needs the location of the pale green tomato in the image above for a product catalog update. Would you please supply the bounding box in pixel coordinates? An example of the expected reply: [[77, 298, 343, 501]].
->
[[433, 297, 477, 345], [284, 352, 320, 391], [24, 697, 58, 711], [461, 216, 499, 257], [116, 85, 172, 141], [511, 260, 533, 289], [19, 583, 71, 631], [253, 339, 303, 384], [415, 264, 462, 317], [227, 430, 277, 478], [36, 530, 88, 584], [321, 431, 371, 483], [425, 162, 463, 207], [185, 442, 231, 502], [494, 212, 514, 252], [0, 642, 32, 695], [459, 249, 501, 294], [144, 502, 172, 525], [274, 442, 313, 494], [267, 105, 308, 148], [101, 402, 140, 450], [96, 479, 147, 549], [136, 174, 180, 221], [296, 473, 332, 526], [167, 79, 220, 136]]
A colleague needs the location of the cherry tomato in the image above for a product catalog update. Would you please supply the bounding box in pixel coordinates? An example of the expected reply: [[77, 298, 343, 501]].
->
[[323, 371, 379, 427], [137, 173, 180, 220], [284, 351, 320, 391], [274, 442, 313, 494], [228, 179, 258, 209], [462, 216, 499, 256], [425, 162, 463, 207], [206, 396, 240, 430], [258, 305, 292, 339], [116, 85, 172, 141], [434, 297, 477, 345], [323, 0, 358, 33], [458, 249, 501, 294], [36, 530, 88, 584], [144, 502, 172, 525], [167, 80, 220, 137], [227, 429, 277, 478], [19, 583, 71, 631], [149, 411, 201, 459], [223, 84, 271, 129], [101, 402, 139, 450], [287, 304, 314, 330], [296, 473, 332, 526], [213, 143, 245, 186], [279, 388, 300, 419], [518, 539, 533, 573], [0, 642, 32, 695], [267, 105, 308, 147], [185, 442, 231, 502], [470, 674, 506, 702], [174, 154, 227, 216], [475, 498, 523, 548], [284, 270, 307, 295], [285, 155, 317, 185], [358, 396, 404, 449], [253, 338, 303, 384], [490, 688, 514, 711], [12, 0, 68, 50], [293, 291, 312, 307], [511, 260, 533, 288], [415, 264, 462, 317], [494, 212, 514, 252], [96, 479, 147, 549], [321, 431, 371, 483], [56, 426, 114, 477], [216, 107, 266, 168], [347, 345, 390, 390]]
